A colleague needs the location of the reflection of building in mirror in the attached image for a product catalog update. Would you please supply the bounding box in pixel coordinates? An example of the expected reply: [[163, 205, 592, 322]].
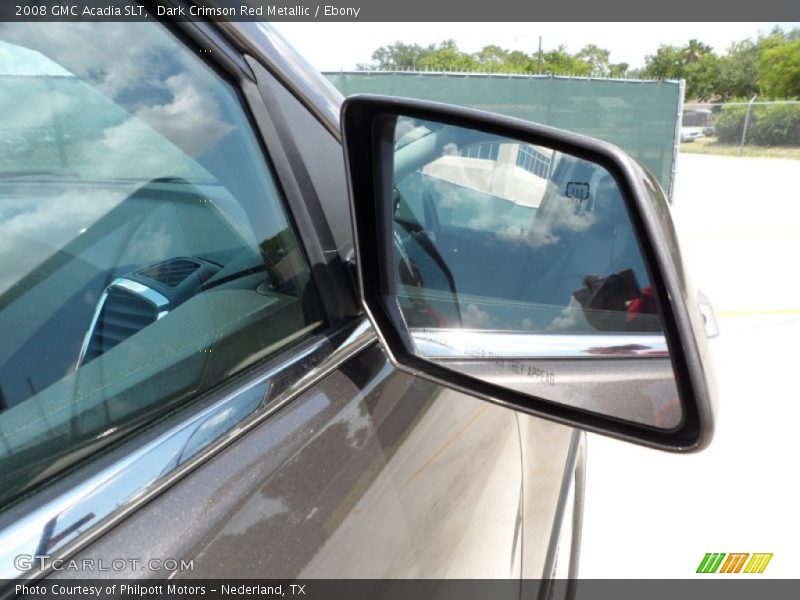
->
[[423, 141, 554, 208]]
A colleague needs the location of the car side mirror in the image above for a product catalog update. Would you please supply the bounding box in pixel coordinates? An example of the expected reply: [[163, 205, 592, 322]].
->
[[342, 95, 716, 452]]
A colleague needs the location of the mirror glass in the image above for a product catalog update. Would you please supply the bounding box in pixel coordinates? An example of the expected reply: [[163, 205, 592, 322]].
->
[[390, 117, 681, 429]]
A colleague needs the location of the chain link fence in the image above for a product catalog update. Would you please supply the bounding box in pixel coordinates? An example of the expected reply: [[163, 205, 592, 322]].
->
[[682, 100, 800, 149]]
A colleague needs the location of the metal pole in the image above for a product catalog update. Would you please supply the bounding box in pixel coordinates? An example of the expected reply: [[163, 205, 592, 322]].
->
[[669, 79, 686, 203], [537, 36, 543, 74], [740, 94, 757, 151]]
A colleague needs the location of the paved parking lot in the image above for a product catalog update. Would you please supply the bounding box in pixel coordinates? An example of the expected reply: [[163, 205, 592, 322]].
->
[[580, 153, 800, 577]]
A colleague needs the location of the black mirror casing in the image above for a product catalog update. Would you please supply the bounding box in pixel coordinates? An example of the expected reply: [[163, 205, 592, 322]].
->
[[341, 94, 716, 452]]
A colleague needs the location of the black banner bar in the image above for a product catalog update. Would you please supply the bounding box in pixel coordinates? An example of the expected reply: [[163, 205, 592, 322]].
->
[[4, 580, 800, 600], [1, 0, 799, 22]]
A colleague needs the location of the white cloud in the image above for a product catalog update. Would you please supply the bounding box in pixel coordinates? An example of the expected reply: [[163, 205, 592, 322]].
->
[[463, 303, 493, 328], [0, 23, 235, 178], [0, 188, 128, 294], [127, 74, 234, 157], [123, 220, 174, 265], [526, 190, 597, 248], [0, 22, 172, 96]]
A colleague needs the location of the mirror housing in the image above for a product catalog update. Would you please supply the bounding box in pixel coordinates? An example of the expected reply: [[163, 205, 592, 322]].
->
[[342, 95, 716, 452]]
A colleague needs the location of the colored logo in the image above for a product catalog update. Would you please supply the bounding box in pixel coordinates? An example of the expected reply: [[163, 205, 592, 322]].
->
[[697, 553, 773, 574]]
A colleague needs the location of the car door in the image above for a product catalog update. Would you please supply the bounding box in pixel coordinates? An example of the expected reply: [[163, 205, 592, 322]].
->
[[0, 13, 578, 586]]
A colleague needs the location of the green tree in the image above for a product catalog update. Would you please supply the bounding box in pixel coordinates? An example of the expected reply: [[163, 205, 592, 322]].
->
[[575, 44, 610, 75], [642, 40, 723, 101], [758, 39, 800, 98], [540, 45, 592, 75], [682, 39, 713, 64], [685, 54, 721, 100], [716, 40, 759, 100], [360, 28, 800, 101], [363, 41, 432, 70], [608, 62, 630, 78], [473, 44, 510, 72], [417, 40, 479, 71], [642, 44, 686, 80], [505, 50, 533, 73], [360, 39, 640, 81]]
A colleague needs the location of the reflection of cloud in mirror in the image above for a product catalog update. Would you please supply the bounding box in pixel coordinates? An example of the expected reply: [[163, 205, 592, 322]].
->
[[395, 118, 417, 141], [545, 299, 594, 333], [463, 303, 493, 328], [429, 178, 460, 209], [527, 189, 598, 248], [441, 142, 459, 156], [0, 188, 127, 294], [466, 212, 530, 237]]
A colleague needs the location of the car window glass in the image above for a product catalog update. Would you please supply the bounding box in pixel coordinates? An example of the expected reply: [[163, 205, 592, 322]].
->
[[0, 21, 324, 508]]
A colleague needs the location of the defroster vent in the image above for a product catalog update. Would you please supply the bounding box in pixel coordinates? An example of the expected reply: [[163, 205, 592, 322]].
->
[[78, 279, 169, 366]]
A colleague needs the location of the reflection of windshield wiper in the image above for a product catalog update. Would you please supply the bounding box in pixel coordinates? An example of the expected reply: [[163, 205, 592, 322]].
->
[[0, 169, 81, 180], [395, 218, 463, 326]]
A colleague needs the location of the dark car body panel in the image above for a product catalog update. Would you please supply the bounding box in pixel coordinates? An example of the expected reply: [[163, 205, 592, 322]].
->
[[0, 12, 579, 585], [53, 340, 577, 578]]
